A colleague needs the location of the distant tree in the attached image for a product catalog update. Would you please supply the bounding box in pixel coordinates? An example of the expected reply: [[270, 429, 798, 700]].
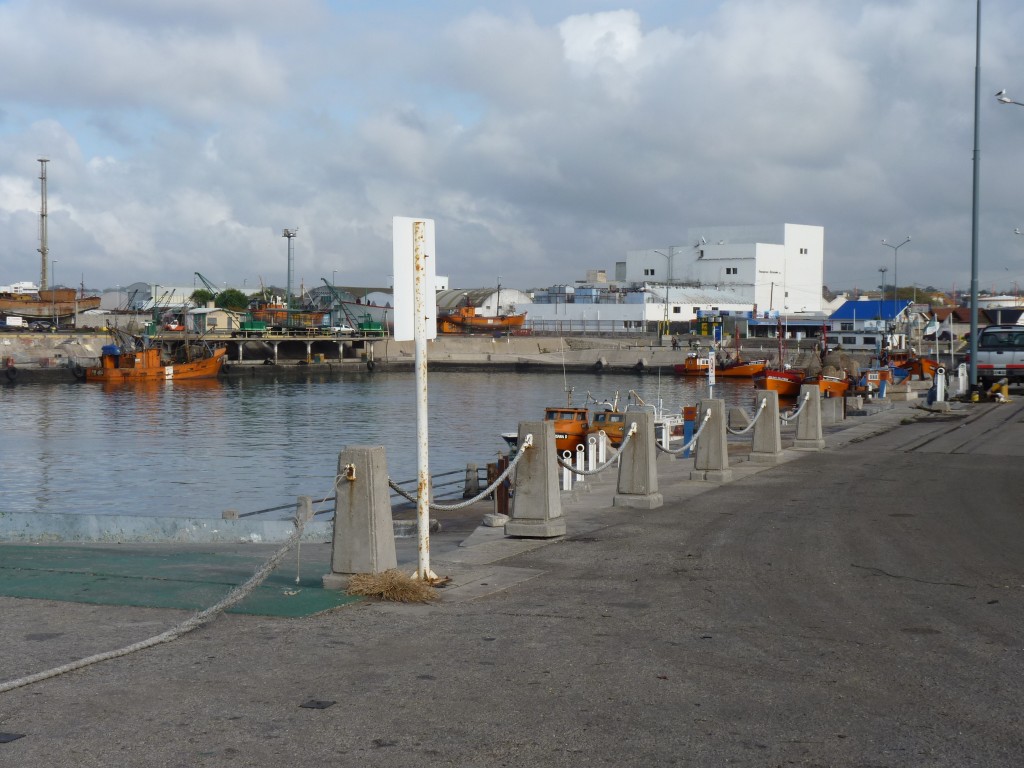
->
[[190, 288, 215, 306], [216, 288, 250, 311]]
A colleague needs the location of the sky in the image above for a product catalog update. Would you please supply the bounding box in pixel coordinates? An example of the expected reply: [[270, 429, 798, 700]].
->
[[2, 0, 1024, 297]]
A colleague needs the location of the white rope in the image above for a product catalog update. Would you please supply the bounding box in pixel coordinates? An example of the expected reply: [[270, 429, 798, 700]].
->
[[779, 392, 812, 423], [555, 423, 637, 475], [0, 501, 313, 695], [657, 408, 712, 455], [388, 434, 534, 511], [725, 398, 767, 435]]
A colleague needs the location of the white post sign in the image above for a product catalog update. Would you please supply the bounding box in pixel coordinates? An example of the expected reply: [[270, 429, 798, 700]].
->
[[392, 217, 437, 342], [392, 217, 437, 581]]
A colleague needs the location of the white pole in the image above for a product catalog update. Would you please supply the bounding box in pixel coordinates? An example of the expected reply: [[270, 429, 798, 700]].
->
[[412, 221, 434, 581]]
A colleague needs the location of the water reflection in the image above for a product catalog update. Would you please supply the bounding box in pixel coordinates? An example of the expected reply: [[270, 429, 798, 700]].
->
[[1, 371, 757, 518]]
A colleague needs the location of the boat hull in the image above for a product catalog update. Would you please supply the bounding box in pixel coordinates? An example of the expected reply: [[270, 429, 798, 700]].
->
[[753, 368, 804, 397], [85, 347, 226, 382], [805, 374, 850, 397], [673, 357, 767, 377]]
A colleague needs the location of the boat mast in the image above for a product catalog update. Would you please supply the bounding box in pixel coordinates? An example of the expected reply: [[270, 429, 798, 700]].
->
[[38, 158, 49, 291]]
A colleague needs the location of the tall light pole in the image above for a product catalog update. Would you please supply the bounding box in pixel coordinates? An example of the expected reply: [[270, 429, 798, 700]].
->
[[652, 249, 673, 345], [282, 228, 298, 318], [881, 236, 910, 306], [966, 0, 980, 388]]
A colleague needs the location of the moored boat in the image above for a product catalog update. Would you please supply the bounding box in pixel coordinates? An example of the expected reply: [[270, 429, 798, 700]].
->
[[753, 367, 805, 397], [544, 405, 591, 454], [438, 305, 527, 334], [673, 352, 768, 377], [803, 373, 850, 397], [85, 342, 226, 382]]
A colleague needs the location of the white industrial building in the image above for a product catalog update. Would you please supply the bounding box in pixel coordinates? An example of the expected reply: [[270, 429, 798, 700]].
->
[[524, 223, 826, 333], [618, 223, 824, 315]]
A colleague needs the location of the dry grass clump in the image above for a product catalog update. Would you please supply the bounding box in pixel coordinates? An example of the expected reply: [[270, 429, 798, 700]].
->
[[346, 569, 438, 603]]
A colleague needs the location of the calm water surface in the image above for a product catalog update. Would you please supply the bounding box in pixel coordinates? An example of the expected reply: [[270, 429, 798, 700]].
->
[[1, 370, 758, 518]]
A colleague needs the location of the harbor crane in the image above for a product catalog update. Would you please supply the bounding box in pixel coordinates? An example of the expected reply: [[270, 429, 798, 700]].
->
[[194, 272, 221, 298]]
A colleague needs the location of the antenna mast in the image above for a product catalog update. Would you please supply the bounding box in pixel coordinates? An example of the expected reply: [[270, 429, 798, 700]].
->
[[38, 158, 49, 290]]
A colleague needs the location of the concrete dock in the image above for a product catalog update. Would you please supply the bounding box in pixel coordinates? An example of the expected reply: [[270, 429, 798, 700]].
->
[[1, 397, 1022, 766]]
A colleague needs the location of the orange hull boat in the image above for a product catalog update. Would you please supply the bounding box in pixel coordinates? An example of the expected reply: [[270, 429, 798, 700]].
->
[[753, 368, 804, 397], [85, 346, 226, 382], [674, 354, 768, 377]]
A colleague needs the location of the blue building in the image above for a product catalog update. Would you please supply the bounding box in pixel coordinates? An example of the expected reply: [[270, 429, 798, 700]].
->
[[827, 298, 913, 351]]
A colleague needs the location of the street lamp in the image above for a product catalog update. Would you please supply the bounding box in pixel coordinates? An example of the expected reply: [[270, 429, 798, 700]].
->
[[996, 89, 1024, 108], [881, 236, 910, 308]]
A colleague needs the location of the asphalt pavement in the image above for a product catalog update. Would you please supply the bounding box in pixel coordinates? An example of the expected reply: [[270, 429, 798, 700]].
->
[[2, 395, 1023, 767]]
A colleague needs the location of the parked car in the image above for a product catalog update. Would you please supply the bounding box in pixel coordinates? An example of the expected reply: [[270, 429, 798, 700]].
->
[[970, 324, 1024, 387], [325, 324, 355, 335], [28, 321, 54, 332]]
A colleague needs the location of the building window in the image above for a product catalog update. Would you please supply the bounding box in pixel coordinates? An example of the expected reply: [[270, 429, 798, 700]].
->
[[672, 306, 681, 314], [862, 336, 876, 346], [840, 322, 853, 331], [799, 247, 808, 254], [841, 336, 856, 345], [725, 267, 738, 275], [693, 307, 700, 314], [644, 268, 655, 276]]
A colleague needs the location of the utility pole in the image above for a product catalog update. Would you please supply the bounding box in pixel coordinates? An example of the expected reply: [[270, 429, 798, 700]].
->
[[38, 158, 49, 291]]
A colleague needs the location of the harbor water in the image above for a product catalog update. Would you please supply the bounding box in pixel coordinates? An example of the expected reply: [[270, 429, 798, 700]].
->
[[1, 370, 759, 519]]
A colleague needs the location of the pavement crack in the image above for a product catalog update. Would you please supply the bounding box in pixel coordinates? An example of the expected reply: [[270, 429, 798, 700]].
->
[[851, 563, 974, 588]]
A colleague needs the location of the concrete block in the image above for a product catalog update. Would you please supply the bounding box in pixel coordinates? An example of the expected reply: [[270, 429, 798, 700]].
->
[[323, 445, 397, 589], [506, 421, 565, 538], [751, 390, 782, 461], [794, 385, 826, 450], [613, 411, 663, 509]]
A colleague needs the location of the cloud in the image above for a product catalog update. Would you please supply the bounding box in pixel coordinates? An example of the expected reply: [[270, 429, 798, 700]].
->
[[1, 0, 1024, 295]]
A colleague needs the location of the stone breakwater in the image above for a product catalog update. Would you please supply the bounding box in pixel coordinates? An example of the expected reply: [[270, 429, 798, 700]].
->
[[2, 332, 858, 382]]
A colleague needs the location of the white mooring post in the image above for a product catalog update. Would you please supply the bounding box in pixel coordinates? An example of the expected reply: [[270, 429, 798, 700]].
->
[[506, 420, 565, 538], [691, 398, 733, 483], [612, 411, 663, 509], [322, 446, 397, 590]]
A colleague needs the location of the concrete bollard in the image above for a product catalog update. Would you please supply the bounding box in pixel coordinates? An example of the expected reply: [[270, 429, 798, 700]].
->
[[820, 396, 845, 425], [463, 463, 480, 498], [690, 399, 733, 482], [322, 446, 398, 590], [613, 411, 663, 508], [749, 390, 783, 464], [506, 421, 565, 538], [794, 385, 826, 450]]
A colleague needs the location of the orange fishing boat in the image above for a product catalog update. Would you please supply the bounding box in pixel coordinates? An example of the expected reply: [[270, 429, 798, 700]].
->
[[803, 373, 850, 397], [588, 409, 627, 446], [892, 353, 939, 380], [673, 352, 767, 377], [544, 406, 591, 453], [754, 319, 804, 396], [438, 305, 527, 334], [85, 344, 226, 382]]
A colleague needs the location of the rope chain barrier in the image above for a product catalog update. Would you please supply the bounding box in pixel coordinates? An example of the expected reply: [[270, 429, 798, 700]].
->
[[0, 500, 315, 695], [555, 423, 637, 475], [656, 408, 712, 456], [725, 398, 768, 435], [388, 434, 534, 511], [779, 392, 812, 423]]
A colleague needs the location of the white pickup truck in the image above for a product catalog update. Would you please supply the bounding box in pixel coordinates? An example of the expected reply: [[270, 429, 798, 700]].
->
[[973, 324, 1024, 386]]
